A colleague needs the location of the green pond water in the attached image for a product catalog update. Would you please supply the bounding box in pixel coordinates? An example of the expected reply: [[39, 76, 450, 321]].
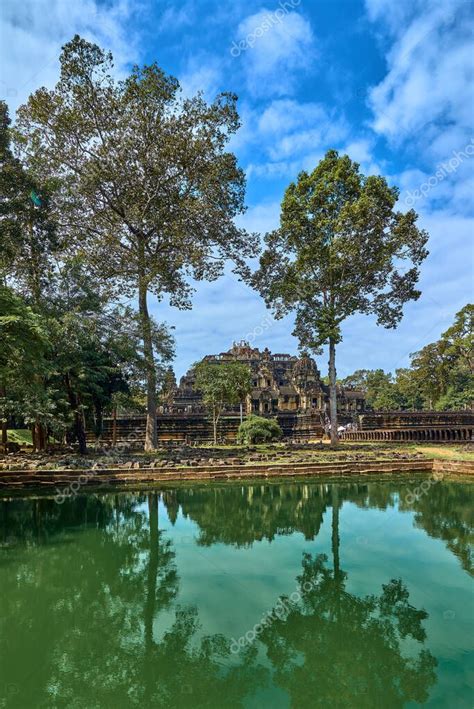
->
[[0, 475, 473, 708]]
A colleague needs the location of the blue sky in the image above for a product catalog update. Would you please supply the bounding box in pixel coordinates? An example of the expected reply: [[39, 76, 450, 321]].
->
[[1, 0, 473, 379]]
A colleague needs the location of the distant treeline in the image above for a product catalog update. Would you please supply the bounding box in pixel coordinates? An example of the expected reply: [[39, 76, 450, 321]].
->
[[339, 305, 473, 411]]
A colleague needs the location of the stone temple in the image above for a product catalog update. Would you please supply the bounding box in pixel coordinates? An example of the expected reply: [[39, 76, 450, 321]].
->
[[87, 343, 367, 444], [164, 341, 366, 418]]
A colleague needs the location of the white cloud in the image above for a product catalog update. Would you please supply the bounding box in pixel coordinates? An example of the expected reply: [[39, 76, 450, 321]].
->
[[257, 99, 327, 135], [157, 1, 195, 31], [233, 7, 315, 97], [237, 99, 349, 178], [244, 107, 384, 182], [0, 0, 139, 116], [236, 200, 281, 234], [394, 143, 474, 214], [364, 0, 474, 319], [259, 99, 347, 160], [366, 0, 473, 161], [341, 139, 378, 172], [179, 56, 223, 100], [253, 111, 387, 184]]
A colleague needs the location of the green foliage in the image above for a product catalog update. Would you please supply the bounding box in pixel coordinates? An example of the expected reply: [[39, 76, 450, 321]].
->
[[0, 273, 175, 447], [0, 286, 51, 431], [237, 415, 282, 444], [441, 304, 473, 373], [0, 286, 48, 369], [394, 368, 424, 410], [194, 361, 252, 408], [342, 369, 403, 410], [194, 361, 252, 444], [0, 101, 58, 300], [435, 379, 474, 411], [409, 305, 473, 410], [252, 150, 429, 440]]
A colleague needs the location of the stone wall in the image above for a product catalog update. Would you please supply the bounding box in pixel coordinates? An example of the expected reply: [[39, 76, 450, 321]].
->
[[3, 459, 473, 494], [87, 412, 325, 445], [358, 411, 473, 430], [342, 427, 472, 442], [342, 411, 474, 443]]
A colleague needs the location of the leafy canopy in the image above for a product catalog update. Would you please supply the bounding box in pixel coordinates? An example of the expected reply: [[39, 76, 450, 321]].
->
[[253, 149, 429, 352], [14, 35, 257, 305], [193, 361, 252, 412], [0, 101, 58, 300]]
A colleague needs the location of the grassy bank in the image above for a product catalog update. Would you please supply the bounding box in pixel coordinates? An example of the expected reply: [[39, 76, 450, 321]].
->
[[191, 441, 474, 463]]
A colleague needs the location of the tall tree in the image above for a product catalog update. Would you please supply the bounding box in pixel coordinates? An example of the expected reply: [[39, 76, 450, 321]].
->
[[409, 342, 448, 409], [407, 305, 473, 410], [252, 150, 428, 444], [0, 100, 58, 304], [194, 360, 252, 445], [14, 35, 257, 450], [439, 304, 473, 375], [1, 100, 62, 449]]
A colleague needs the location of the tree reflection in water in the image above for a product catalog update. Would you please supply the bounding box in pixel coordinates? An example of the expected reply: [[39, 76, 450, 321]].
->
[[170, 478, 473, 576], [258, 488, 437, 708], [173, 482, 329, 545], [260, 552, 437, 707], [1, 476, 471, 708], [0, 493, 267, 707]]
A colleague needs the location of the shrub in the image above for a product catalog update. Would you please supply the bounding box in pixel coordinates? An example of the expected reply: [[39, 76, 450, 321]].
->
[[237, 415, 282, 445]]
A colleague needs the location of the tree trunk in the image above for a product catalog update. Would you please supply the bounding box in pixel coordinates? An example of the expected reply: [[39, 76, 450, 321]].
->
[[37, 420, 46, 451], [139, 280, 157, 450], [75, 412, 87, 455], [239, 402, 243, 425], [64, 374, 87, 455], [94, 399, 103, 439], [112, 406, 117, 447], [212, 407, 218, 446], [144, 493, 159, 703], [0, 384, 7, 450], [331, 485, 340, 580], [328, 336, 339, 446], [32, 419, 46, 452]]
